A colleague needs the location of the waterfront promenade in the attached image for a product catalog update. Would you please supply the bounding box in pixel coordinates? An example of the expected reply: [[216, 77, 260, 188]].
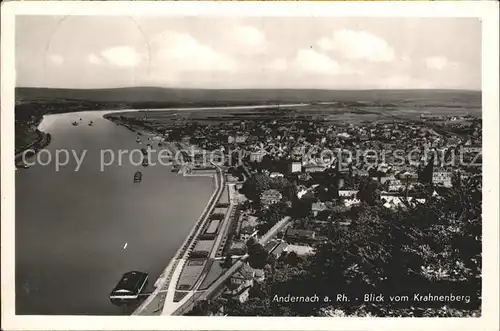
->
[[160, 165, 225, 314], [133, 165, 224, 315], [210, 183, 237, 259], [170, 215, 292, 316], [159, 173, 231, 315]]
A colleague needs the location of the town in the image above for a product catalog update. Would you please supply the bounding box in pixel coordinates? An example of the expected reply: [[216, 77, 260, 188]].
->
[[112, 103, 482, 317]]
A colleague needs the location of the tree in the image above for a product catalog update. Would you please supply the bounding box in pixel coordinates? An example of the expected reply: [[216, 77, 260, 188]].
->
[[222, 254, 233, 268], [224, 176, 482, 317], [451, 171, 462, 189], [240, 173, 292, 202], [247, 241, 269, 269], [186, 299, 221, 316], [260, 154, 274, 171], [273, 176, 292, 191], [308, 176, 482, 316], [316, 185, 337, 202], [223, 297, 273, 316], [241, 174, 273, 201], [284, 251, 300, 266], [256, 205, 282, 235], [356, 179, 382, 205], [291, 193, 314, 218]]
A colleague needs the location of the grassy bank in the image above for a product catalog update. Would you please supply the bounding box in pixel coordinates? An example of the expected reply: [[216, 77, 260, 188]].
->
[[15, 128, 52, 163]]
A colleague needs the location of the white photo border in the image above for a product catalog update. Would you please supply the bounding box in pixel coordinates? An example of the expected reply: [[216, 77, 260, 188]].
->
[[1, 1, 499, 330]]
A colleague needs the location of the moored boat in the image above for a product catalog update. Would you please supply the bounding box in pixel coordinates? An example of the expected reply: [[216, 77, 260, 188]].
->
[[109, 271, 148, 306], [134, 171, 142, 182], [16, 162, 30, 169]]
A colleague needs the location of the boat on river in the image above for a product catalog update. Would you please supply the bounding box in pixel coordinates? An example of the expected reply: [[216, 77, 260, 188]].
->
[[109, 271, 148, 306], [72, 121, 79, 126], [134, 171, 142, 182], [88, 121, 94, 126], [16, 162, 30, 169]]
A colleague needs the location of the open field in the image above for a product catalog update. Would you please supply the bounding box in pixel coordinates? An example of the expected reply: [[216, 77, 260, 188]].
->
[[15, 87, 481, 151], [107, 99, 481, 127], [16, 87, 480, 106]]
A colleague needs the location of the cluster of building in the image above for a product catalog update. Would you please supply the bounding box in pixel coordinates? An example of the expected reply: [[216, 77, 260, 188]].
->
[[167, 116, 480, 186], [157, 110, 482, 310], [220, 228, 321, 304]]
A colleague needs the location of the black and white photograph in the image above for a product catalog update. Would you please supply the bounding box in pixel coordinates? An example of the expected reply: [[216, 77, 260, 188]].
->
[[1, 1, 499, 330]]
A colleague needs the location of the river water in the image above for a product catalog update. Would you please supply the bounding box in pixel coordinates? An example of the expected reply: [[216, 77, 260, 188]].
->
[[15, 111, 214, 315]]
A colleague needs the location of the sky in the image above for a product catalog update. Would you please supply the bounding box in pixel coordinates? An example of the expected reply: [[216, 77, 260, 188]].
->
[[16, 16, 481, 90]]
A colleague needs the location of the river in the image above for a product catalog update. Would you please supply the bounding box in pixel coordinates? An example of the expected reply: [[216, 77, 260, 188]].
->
[[15, 110, 214, 315]]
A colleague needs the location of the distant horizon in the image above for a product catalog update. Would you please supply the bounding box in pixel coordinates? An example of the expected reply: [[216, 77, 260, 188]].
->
[[15, 86, 482, 92]]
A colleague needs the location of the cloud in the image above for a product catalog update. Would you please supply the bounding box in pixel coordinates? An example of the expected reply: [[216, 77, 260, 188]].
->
[[265, 50, 342, 76], [317, 38, 335, 52], [230, 26, 267, 54], [317, 29, 395, 63], [98, 46, 143, 67], [425, 56, 452, 70], [293, 49, 340, 74], [151, 31, 235, 72], [266, 58, 288, 72], [88, 53, 104, 65], [48, 54, 64, 65]]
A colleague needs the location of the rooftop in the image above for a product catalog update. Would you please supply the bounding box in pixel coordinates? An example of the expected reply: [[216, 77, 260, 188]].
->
[[232, 263, 255, 280], [286, 228, 316, 239], [111, 271, 148, 294]]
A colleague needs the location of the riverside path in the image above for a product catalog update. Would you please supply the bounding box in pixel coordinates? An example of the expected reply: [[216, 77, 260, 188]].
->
[[159, 165, 225, 315], [133, 165, 224, 315]]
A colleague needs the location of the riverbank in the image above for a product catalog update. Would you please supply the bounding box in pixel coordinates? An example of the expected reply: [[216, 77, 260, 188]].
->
[[103, 114, 156, 135], [15, 128, 52, 164]]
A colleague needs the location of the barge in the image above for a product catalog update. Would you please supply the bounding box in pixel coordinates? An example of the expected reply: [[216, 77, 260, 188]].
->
[[109, 271, 148, 306], [134, 171, 142, 182]]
